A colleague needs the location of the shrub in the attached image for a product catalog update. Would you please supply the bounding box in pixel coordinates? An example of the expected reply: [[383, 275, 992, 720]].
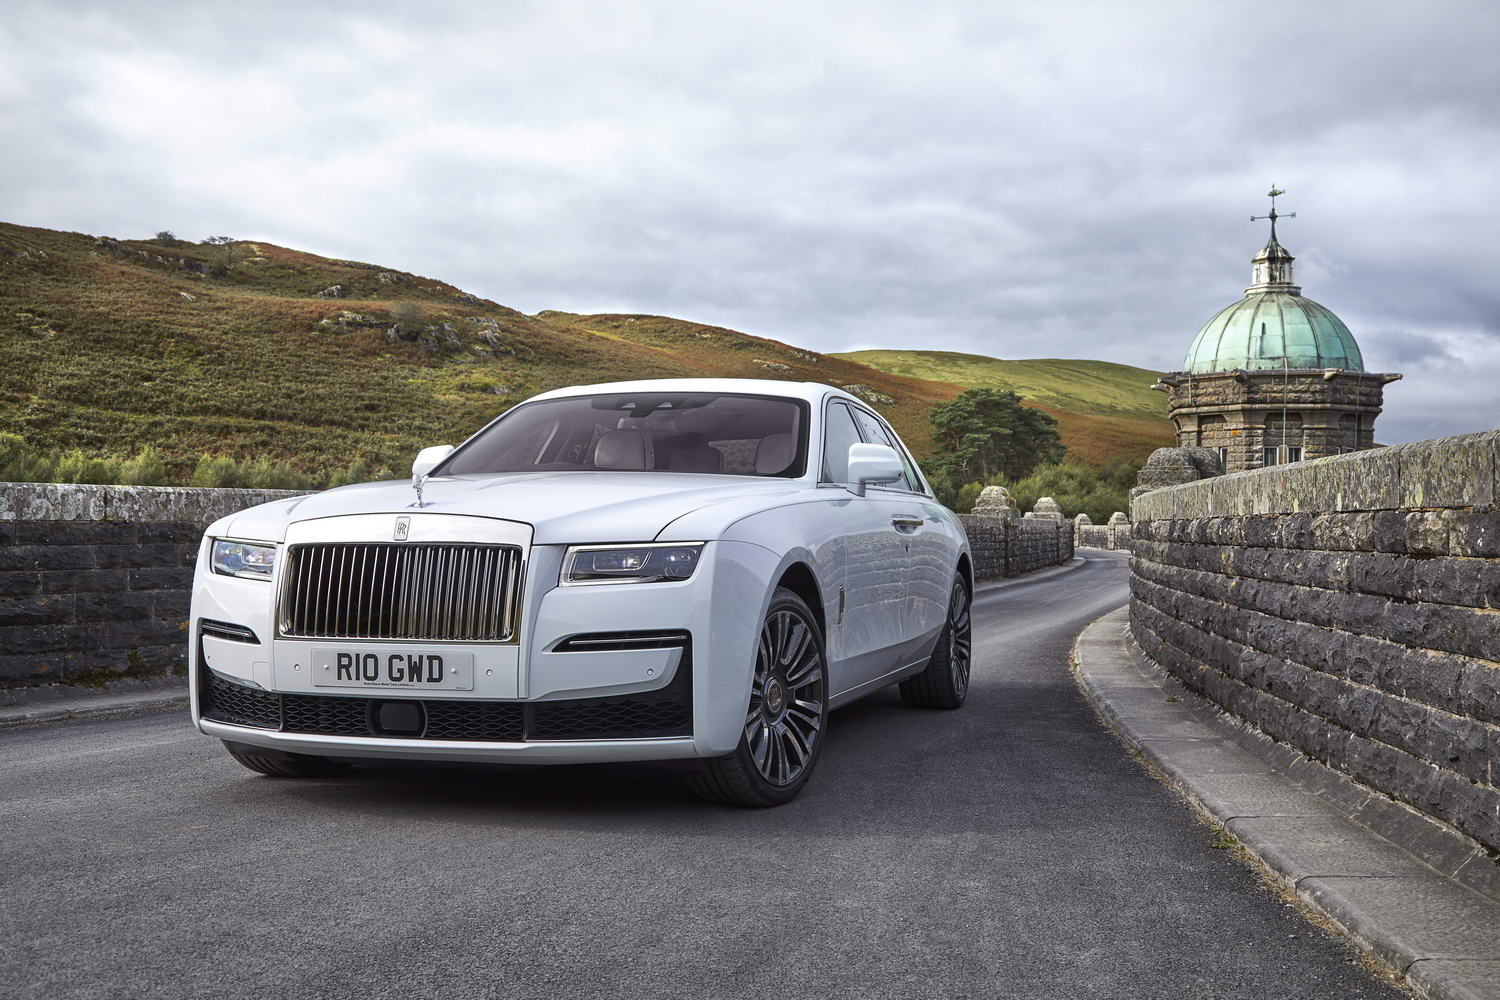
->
[[52, 450, 122, 485], [0, 432, 29, 481], [118, 445, 169, 485], [390, 301, 428, 337], [189, 455, 240, 488]]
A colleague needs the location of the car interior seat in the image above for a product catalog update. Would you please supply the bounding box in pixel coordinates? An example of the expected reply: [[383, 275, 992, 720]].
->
[[594, 429, 655, 470], [754, 433, 797, 476], [664, 435, 723, 473]]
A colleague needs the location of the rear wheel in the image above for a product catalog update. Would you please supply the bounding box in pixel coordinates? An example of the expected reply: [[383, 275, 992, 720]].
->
[[692, 587, 828, 807], [223, 742, 351, 778], [899, 574, 972, 710]]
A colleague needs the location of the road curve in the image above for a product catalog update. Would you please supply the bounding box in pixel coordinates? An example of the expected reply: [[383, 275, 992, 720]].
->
[[1, 552, 1401, 999]]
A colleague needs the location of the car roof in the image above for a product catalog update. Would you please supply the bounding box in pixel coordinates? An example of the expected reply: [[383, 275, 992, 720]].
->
[[527, 377, 860, 408]]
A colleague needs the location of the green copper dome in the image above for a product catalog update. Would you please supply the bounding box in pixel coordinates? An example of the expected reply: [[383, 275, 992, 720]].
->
[[1183, 232, 1364, 374], [1184, 291, 1365, 373]]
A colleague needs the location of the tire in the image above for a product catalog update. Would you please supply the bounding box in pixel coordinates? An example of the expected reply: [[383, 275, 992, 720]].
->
[[899, 574, 972, 710], [223, 742, 351, 778], [692, 587, 829, 807]]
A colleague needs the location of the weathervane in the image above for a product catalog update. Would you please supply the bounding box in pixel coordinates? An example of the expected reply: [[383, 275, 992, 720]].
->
[[1251, 185, 1295, 243]]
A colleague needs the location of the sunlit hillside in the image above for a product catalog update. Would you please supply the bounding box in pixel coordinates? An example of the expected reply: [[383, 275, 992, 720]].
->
[[0, 221, 1169, 482], [836, 349, 1174, 465]]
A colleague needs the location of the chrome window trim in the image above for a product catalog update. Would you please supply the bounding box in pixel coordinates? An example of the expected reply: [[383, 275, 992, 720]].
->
[[820, 394, 935, 498]]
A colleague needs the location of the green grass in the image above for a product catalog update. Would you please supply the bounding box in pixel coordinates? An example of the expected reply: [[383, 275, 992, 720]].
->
[[837, 349, 1174, 465]]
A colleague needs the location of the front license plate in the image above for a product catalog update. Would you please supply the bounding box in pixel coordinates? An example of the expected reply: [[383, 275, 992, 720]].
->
[[311, 650, 476, 691]]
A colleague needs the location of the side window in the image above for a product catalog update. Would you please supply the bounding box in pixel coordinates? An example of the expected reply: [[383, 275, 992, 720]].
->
[[850, 408, 914, 492], [821, 402, 863, 483]]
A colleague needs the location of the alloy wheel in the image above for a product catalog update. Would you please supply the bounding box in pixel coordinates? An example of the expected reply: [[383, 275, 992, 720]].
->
[[745, 608, 825, 786], [949, 580, 973, 698]]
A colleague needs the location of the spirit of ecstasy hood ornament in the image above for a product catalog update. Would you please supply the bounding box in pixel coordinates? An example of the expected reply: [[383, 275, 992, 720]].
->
[[409, 473, 436, 509]]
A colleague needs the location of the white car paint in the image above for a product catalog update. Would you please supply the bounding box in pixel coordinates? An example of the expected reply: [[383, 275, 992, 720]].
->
[[189, 378, 971, 765]]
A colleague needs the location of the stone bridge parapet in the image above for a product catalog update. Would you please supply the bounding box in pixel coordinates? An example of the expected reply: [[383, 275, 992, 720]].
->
[[0, 482, 306, 693], [1128, 432, 1500, 854]]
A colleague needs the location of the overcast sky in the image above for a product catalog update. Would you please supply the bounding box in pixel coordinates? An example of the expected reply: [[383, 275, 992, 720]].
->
[[4, 0, 1497, 443]]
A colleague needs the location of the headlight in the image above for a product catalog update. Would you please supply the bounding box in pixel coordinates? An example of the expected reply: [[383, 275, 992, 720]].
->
[[562, 543, 704, 585], [211, 539, 278, 581]]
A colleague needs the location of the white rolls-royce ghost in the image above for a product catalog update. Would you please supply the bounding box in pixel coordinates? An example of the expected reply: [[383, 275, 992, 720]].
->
[[191, 378, 973, 806]]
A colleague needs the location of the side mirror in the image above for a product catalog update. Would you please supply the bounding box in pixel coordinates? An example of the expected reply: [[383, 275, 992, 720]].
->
[[412, 444, 455, 482], [847, 442, 903, 497]]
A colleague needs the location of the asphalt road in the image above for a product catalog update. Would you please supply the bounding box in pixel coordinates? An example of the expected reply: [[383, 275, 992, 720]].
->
[[2, 551, 1403, 999]]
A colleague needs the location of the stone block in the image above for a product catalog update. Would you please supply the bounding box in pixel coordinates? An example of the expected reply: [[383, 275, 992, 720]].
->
[[94, 618, 182, 650], [11, 521, 138, 546], [1459, 662, 1500, 727], [0, 594, 76, 627], [40, 568, 130, 595], [128, 566, 194, 591], [1395, 431, 1498, 509], [74, 591, 157, 624], [0, 544, 96, 572], [0, 570, 42, 597]]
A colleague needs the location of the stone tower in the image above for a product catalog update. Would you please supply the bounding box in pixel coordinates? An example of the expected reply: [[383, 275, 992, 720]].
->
[[1153, 193, 1401, 474]]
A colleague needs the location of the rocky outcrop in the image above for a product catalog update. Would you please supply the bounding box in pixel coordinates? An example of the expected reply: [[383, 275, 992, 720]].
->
[[840, 384, 895, 406]]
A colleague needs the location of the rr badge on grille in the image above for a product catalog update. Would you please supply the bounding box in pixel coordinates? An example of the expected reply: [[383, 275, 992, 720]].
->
[[394, 516, 410, 541]]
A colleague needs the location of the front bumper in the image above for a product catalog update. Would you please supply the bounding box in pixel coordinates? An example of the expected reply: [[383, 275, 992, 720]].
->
[[190, 523, 783, 762], [196, 631, 698, 764], [204, 720, 698, 764]]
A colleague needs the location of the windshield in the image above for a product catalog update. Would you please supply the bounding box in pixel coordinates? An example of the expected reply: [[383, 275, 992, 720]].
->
[[438, 392, 809, 478]]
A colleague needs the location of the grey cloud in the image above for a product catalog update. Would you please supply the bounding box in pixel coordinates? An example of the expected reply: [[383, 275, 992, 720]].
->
[[1358, 330, 1458, 368], [2, 0, 1498, 443]]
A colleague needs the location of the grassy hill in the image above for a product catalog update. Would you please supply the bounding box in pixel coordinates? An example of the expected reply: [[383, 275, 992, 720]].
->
[[0, 222, 964, 480], [0, 221, 1170, 483], [836, 350, 1173, 465]]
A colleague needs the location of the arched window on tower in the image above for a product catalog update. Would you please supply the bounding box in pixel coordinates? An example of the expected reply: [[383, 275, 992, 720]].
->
[[1264, 413, 1304, 466], [1196, 414, 1228, 470]]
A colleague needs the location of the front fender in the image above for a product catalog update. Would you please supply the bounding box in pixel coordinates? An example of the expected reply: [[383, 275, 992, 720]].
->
[[695, 538, 785, 755]]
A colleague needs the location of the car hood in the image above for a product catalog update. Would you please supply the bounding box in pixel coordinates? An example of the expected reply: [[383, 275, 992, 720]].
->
[[220, 472, 806, 545]]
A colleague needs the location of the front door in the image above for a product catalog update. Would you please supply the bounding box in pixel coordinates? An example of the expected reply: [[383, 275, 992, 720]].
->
[[821, 401, 912, 692]]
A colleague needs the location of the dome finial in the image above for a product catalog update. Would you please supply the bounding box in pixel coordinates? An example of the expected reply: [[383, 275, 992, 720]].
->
[[1251, 185, 1296, 245]]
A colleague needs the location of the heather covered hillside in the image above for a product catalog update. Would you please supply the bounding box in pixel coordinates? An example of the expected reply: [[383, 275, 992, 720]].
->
[[0, 222, 959, 481], [0, 221, 1171, 483]]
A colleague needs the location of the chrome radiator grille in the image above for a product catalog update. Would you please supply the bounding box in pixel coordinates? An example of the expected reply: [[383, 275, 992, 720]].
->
[[279, 543, 523, 642]]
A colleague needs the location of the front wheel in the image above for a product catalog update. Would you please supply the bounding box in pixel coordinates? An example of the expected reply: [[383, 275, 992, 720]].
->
[[692, 587, 828, 807], [899, 574, 972, 710]]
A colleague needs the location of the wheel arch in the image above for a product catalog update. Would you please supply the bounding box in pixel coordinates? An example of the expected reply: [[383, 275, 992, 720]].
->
[[956, 551, 974, 593], [774, 559, 826, 636]]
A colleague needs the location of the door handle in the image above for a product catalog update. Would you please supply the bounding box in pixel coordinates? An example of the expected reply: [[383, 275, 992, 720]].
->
[[891, 514, 924, 531]]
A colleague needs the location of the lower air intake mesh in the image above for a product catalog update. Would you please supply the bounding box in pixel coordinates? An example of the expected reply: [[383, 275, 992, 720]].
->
[[199, 638, 690, 742]]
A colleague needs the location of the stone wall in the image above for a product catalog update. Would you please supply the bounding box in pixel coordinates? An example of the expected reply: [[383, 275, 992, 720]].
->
[[959, 513, 1074, 580], [1075, 512, 1131, 550], [0, 483, 303, 692], [1128, 432, 1500, 853]]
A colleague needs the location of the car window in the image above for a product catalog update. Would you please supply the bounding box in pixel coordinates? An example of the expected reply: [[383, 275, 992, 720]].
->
[[821, 401, 863, 483], [849, 408, 914, 491]]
